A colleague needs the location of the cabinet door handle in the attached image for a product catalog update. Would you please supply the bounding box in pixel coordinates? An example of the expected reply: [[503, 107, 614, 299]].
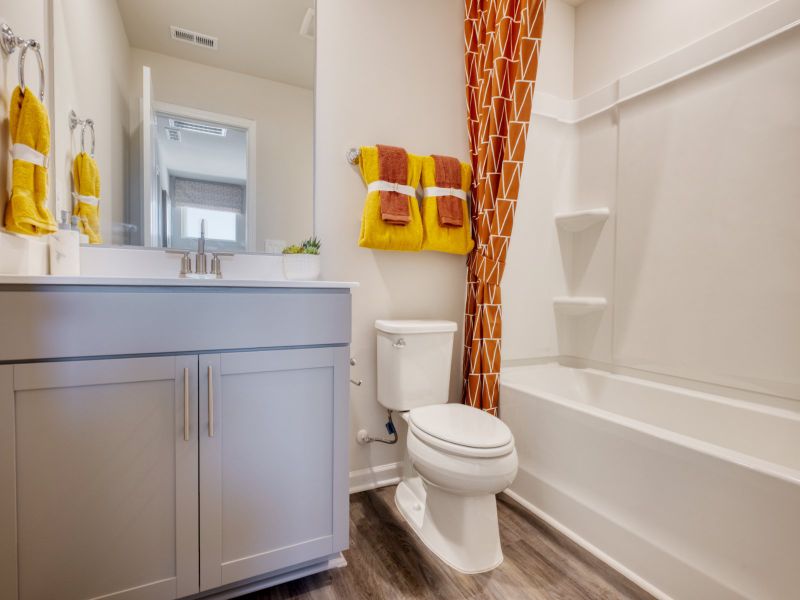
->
[[208, 365, 214, 438], [183, 367, 190, 442]]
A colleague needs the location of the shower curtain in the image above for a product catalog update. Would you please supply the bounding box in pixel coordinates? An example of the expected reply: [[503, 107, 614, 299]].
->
[[463, 0, 546, 414]]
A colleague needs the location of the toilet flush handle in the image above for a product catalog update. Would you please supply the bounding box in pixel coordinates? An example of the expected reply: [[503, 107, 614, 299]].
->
[[392, 338, 406, 349]]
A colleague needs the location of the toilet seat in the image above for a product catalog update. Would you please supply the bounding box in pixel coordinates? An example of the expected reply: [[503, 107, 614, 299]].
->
[[408, 404, 514, 458], [406, 423, 519, 495]]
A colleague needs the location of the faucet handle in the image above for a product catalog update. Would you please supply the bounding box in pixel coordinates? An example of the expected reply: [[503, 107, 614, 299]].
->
[[210, 252, 233, 278], [166, 249, 193, 276]]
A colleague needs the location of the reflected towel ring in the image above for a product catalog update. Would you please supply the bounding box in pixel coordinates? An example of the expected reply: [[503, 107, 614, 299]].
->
[[81, 120, 96, 156], [18, 39, 45, 101]]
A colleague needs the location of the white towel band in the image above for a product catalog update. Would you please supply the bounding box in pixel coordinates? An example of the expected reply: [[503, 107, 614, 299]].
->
[[11, 143, 48, 168], [367, 180, 416, 197], [423, 186, 467, 201], [73, 193, 99, 207]]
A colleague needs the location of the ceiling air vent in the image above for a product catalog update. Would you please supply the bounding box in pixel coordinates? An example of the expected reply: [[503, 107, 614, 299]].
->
[[165, 128, 181, 142], [169, 118, 227, 137], [170, 26, 218, 50]]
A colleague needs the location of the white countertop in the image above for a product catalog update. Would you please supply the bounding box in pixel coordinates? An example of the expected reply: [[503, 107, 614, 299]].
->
[[0, 275, 359, 289]]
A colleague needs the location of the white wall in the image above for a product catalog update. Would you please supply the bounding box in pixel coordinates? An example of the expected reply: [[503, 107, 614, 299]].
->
[[52, 0, 131, 240], [315, 0, 469, 474], [573, 0, 775, 97], [505, 0, 800, 404], [130, 48, 313, 248]]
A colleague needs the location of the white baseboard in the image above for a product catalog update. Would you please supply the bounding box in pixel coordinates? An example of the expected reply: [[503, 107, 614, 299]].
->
[[349, 462, 402, 494]]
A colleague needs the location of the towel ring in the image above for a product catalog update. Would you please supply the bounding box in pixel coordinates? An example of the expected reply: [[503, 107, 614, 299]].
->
[[81, 120, 96, 156], [1, 23, 45, 101], [18, 39, 45, 101]]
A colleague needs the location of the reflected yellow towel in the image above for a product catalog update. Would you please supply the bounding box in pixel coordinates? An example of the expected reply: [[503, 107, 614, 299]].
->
[[358, 146, 423, 251], [420, 156, 474, 255], [72, 152, 103, 244], [4, 86, 57, 235]]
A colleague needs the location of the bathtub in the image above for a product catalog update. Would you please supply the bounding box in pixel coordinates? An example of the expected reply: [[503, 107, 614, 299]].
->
[[500, 363, 800, 600]]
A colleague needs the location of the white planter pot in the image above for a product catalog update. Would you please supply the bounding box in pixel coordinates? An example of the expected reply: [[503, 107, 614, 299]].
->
[[282, 254, 321, 281]]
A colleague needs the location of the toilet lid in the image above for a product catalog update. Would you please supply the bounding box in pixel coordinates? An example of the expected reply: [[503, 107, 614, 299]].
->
[[409, 404, 513, 449]]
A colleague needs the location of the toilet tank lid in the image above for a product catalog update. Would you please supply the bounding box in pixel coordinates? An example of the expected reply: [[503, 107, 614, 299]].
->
[[374, 320, 457, 334]]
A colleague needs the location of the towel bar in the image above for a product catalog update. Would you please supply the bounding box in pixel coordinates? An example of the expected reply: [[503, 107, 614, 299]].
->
[[346, 147, 360, 165]]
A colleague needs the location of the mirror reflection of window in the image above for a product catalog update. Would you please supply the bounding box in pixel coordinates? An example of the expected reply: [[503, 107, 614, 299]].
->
[[155, 112, 249, 251]]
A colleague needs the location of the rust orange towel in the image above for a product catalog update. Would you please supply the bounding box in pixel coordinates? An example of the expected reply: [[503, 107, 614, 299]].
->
[[377, 145, 411, 225], [432, 155, 463, 227]]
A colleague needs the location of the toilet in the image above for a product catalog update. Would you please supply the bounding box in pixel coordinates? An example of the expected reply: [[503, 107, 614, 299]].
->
[[375, 319, 518, 574]]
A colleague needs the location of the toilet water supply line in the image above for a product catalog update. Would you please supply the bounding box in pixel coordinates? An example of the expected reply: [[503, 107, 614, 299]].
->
[[357, 409, 398, 445], [351, 357, 398, 445]]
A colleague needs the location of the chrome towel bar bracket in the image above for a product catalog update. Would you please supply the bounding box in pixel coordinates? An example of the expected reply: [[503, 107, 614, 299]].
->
[[1, 23, 45, 101], [69, 110, 96, 156], [346, 147, 360, 165]]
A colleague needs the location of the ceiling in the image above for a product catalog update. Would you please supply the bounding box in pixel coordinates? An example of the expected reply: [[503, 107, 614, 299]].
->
[[156, 113, 247, 182], [116, 0, 315, 89]]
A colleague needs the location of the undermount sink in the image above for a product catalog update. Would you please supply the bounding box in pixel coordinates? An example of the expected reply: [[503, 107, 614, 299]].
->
[[0, 243, 357, 288], [0, 274, 357, 289]]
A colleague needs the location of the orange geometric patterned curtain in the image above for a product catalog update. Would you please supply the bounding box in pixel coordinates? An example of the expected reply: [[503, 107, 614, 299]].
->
[[463, 0, 546, 414]]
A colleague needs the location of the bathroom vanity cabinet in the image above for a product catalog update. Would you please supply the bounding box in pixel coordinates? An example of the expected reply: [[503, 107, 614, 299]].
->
[[0, 279, 353, 600]]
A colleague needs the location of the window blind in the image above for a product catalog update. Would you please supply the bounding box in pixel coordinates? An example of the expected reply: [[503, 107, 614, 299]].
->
[[171, 176, 245, 213]]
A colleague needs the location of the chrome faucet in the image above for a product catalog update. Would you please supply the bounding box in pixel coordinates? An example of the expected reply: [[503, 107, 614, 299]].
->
[[195, 219, 208, 275], [166, 219, 233, 278]]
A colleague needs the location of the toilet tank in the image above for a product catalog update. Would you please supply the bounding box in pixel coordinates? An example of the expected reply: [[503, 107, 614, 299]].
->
[[375, 320, 457, 411]]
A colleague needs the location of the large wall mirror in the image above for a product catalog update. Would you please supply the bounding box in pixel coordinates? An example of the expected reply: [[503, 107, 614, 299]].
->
[[51, 0, 315, 253]]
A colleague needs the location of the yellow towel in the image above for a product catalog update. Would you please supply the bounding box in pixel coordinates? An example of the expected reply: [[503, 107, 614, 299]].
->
[[358, 146, 423, 252], [72, 152, 103, 244], [4, 86, 57, 235], [420, 157, 474, 255]]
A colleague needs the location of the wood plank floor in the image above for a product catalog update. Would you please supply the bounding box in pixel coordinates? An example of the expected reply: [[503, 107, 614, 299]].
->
[[242, 485, 655, 600]]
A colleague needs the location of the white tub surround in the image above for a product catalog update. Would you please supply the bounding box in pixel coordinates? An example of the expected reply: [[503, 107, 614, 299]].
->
[[554, 208, 610, 232], [552, 296, 607, 316], [0, 280, 353, 600], [500, 363, 800, 600], [531, 0, 800, 124]]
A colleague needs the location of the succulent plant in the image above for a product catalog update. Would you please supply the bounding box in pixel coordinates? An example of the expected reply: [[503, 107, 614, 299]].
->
[[301, 236, 321, 255], [282, 237, 321, 255]]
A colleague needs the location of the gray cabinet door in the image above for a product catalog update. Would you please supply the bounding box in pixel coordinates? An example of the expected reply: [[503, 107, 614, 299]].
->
[[0, 356, 199, 600], [199, 347, 349, 591]]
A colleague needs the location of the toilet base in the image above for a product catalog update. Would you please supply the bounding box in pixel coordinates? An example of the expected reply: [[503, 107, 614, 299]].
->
[[394, 475, 503, 574]]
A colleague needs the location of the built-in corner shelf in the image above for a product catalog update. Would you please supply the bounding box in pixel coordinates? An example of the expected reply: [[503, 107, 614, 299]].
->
[[554, 208, 610, 232], [553, 296, 607, 316]]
